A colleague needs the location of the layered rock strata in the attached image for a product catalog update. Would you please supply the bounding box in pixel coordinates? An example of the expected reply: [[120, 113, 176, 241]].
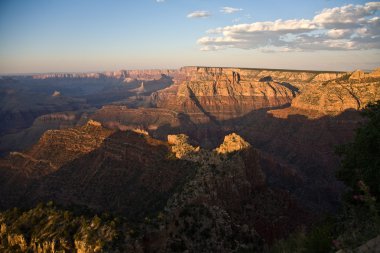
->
[[153, 67, 352, 122]]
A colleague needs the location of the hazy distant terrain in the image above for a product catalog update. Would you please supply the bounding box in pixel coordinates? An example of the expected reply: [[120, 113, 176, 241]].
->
[[0, 70, 176, 155]]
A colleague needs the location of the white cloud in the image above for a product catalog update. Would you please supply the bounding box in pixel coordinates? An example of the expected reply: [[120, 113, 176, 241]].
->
[[220, 7, 243, 14], [198, 2, 380, 52], [327, 29, 351, 38], [187, 10, 211, 19], [207, 19, 317, 34], [156, 0, 165, 2], [313, 2, 380, 27]]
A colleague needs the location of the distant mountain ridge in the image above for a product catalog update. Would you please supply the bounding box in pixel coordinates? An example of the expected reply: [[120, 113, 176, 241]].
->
[[31, 69, 182, 81]]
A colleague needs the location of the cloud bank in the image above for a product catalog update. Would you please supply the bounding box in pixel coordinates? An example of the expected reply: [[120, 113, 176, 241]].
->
[[198, 2, 380, 52]]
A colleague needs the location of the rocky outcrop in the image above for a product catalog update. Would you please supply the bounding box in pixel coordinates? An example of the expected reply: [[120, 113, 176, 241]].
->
[[349, 70, 366, 80], [348, 68, 380, 81], [130, 82, 146, 94], [0, 110, 90, 156], [312, 72, 346, 82], [25, 120, 112, 169], [51, 90, 61, 97], [291, 79, 380, 115], [163, 133, 307, 245], [6, 129, 194, 220], [215, 133, 251, 154], [167, 134, 200, 160], [0, 121, 113, 208]]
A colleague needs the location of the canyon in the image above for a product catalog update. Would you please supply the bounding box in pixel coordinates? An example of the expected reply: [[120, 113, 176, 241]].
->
[[0, 66, 379, 252]]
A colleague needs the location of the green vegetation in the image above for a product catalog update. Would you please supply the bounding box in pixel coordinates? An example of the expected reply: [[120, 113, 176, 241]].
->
[[336, 101, 380, 202], [333, 101, 380, 250], [269, 101, 380, 253], [269, 222, 336, 253], [0, 202, 129, 252]]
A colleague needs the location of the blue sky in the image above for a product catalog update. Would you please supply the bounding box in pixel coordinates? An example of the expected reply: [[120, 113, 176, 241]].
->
[[0, 0, 379, 74]]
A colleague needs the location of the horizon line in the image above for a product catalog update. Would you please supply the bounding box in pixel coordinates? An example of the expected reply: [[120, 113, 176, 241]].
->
[[1, 65, 376, 76]]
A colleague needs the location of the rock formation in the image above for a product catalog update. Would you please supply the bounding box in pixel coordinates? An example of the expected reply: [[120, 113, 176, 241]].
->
[[151, 66, 360, 124], [0, 124, 195, 221], [0, 121, 113, 208], [152, 66, 379, 121], [163, 133, 308, 246], [0, 110, 90, 155], [130, 82, 146, 94], [215, 133, 251, 154], [167, 134, 200, 160], [51, 90, 61, 97], [154, 67, 304, 122], [290, 71, 380, 116]]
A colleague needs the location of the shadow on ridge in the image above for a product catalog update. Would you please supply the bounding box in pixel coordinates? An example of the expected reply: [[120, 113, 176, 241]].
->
[[153, 104, 364, 213], [1, 130, 196, 221]]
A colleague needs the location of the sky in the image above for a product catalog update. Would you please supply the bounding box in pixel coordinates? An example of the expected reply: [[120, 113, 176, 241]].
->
[[0, 0, 379, 74]]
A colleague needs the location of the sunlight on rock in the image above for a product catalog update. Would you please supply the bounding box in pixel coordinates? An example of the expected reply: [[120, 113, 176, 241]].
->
[[215, 133, 251, 154]]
